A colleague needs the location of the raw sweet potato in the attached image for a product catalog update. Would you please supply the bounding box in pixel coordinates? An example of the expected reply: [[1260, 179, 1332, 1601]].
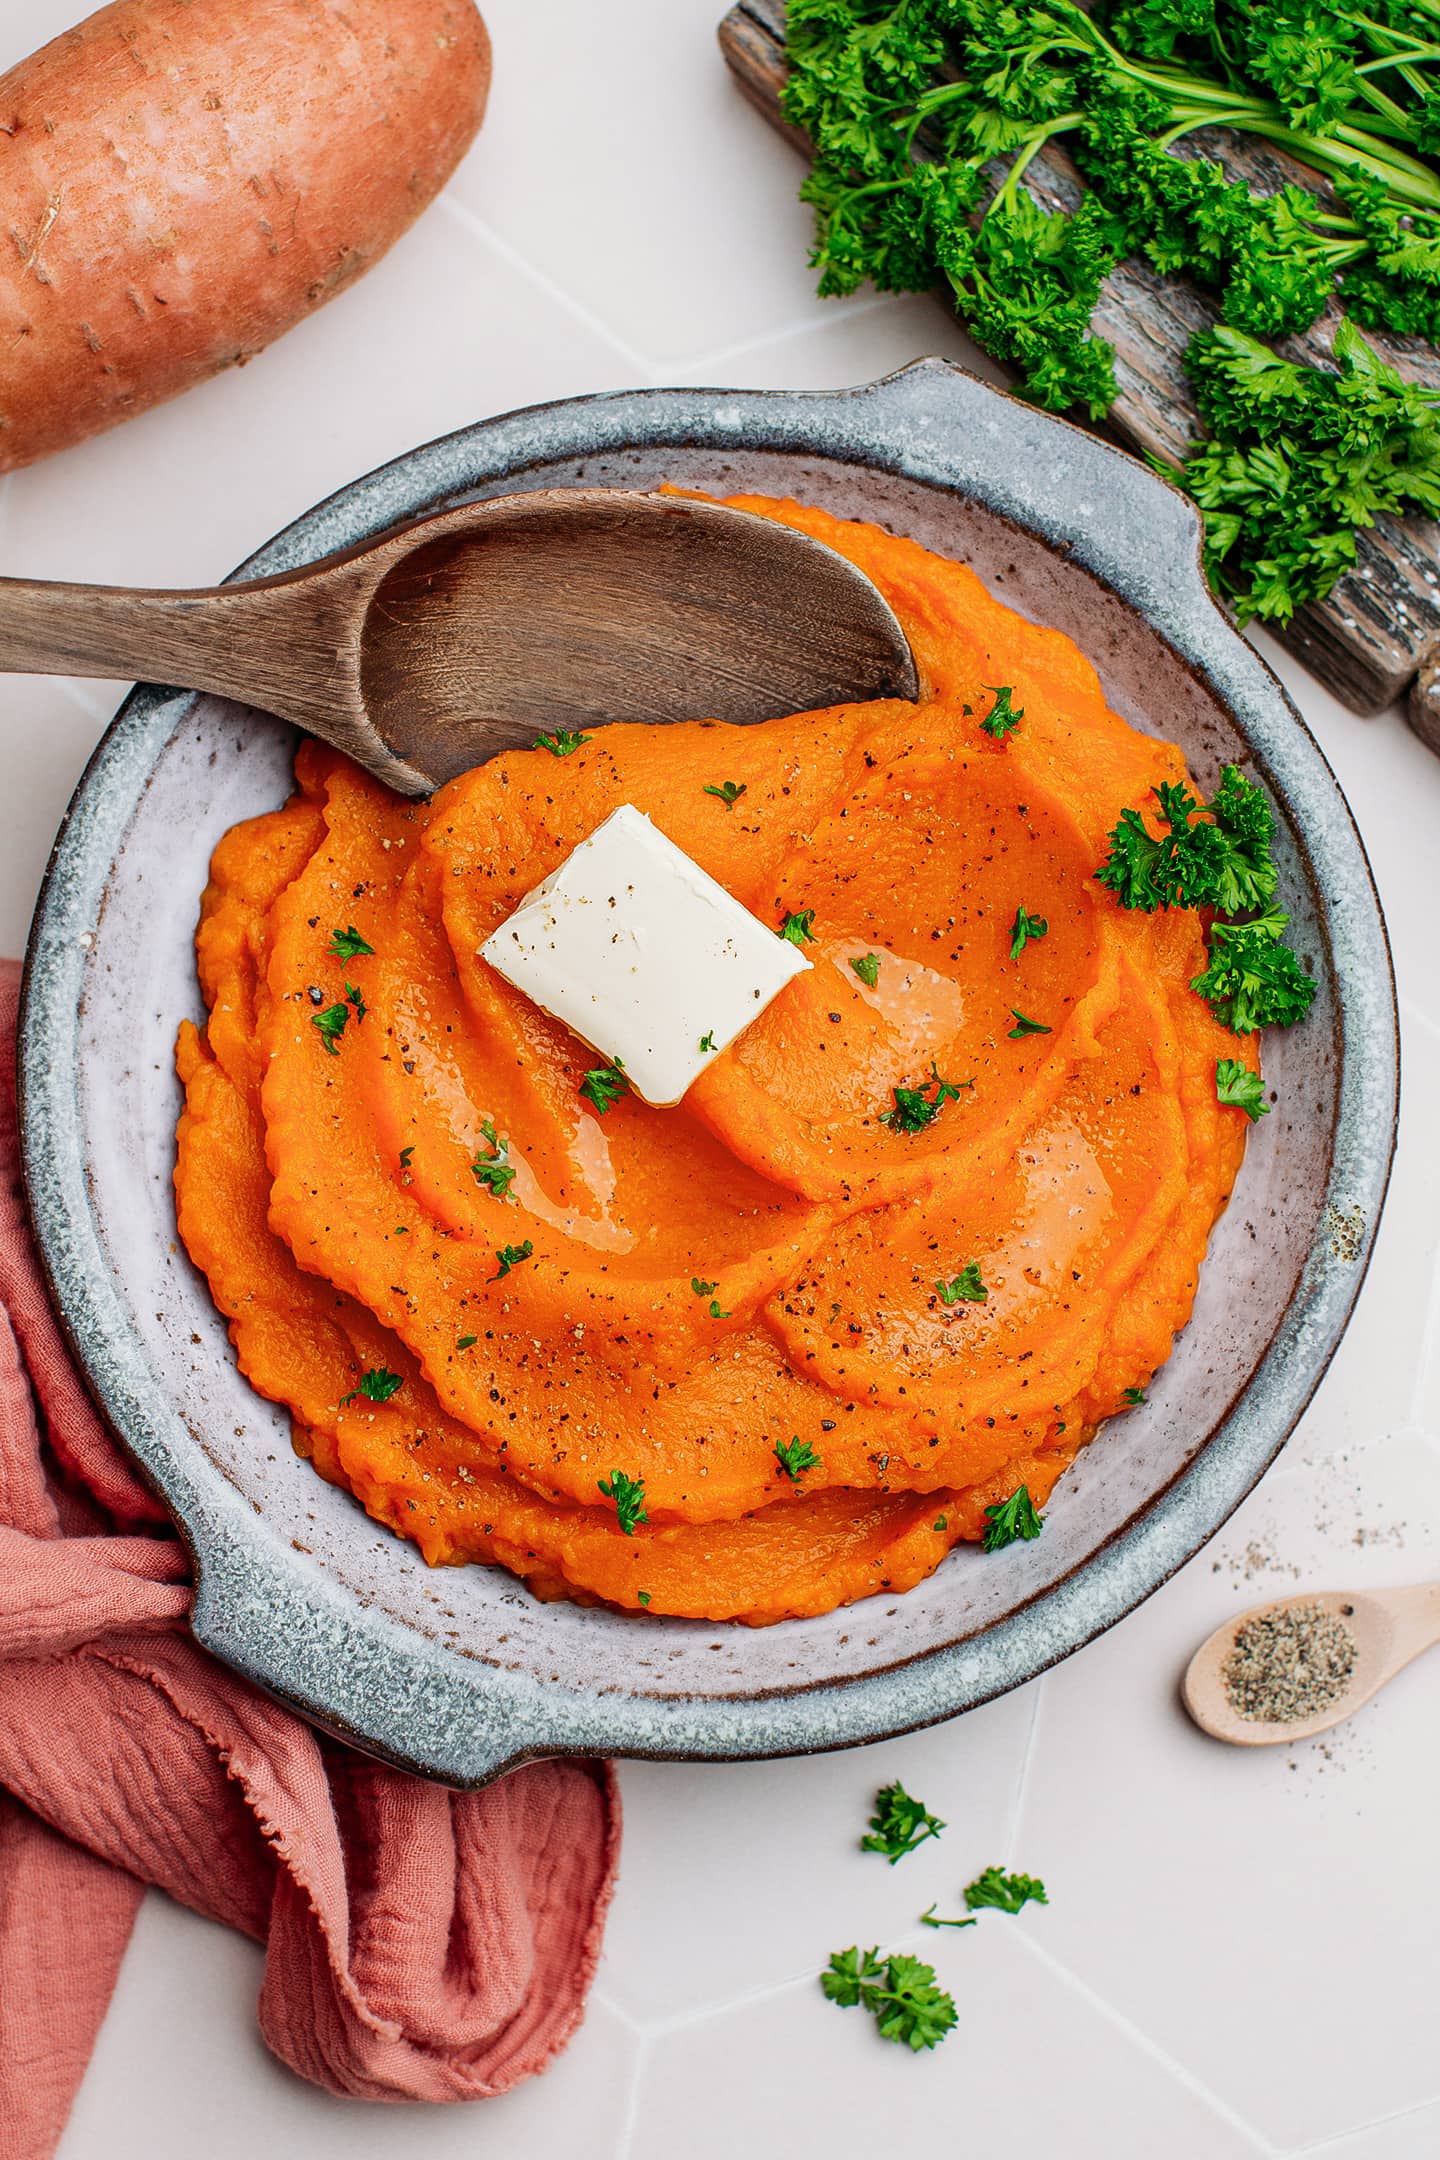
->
[[0, 0, 490, 469]]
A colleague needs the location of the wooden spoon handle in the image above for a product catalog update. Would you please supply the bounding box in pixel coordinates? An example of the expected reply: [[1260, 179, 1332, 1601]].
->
[[1382, 1581, 1440, 1664], [0, 572, 355, 730]]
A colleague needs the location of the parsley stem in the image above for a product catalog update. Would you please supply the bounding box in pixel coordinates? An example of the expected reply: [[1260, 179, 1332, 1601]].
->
[[989, 115, 1083, 212]]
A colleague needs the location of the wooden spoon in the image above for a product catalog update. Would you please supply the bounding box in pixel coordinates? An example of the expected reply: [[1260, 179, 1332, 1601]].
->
[[0, 488, 918, 795], [1182, 1584, 1440, 1746]]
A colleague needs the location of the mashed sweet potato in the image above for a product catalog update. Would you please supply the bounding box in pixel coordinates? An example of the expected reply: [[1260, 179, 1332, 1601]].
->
[[174, 497, 1253, 1623]]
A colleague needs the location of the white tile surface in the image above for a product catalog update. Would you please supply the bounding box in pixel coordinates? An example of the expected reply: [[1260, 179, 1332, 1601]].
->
[[599, 1687, 1036, 2027], [0, 1, 1434, 2156], [628, 1927, 1267, 2160], [1019, 1427, 1440, 2151]]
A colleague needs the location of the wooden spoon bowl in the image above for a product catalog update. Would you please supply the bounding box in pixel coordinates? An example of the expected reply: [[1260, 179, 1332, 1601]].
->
[[1182, 1582, 1440, 1746], [0, 488, 918, 795]]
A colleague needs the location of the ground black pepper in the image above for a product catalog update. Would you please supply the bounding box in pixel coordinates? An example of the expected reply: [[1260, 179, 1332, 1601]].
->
[[1222, 1602, 1358, 1723]]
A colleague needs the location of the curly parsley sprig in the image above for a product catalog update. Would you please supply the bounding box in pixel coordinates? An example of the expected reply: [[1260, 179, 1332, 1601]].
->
[[580, 1060, 629, 1115], [598, 1468, 648, 1536], [471, 1118, 517, 1197], [775, 1435, 822, 1481], [982, 1485, 1045, 1551], [1096, 764, 1277, 915], [339, 1367, 402, 1409], [821, 1945, 958, 2052], [1097, 765, 1315, 1040], [861, 1779, 946, 1862], [964, 1864, 1049, 1915], [880, 1062, 973, 1133]]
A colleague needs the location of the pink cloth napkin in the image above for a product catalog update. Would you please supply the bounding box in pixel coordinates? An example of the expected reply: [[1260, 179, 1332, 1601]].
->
[[0, 957, 620, 2160]]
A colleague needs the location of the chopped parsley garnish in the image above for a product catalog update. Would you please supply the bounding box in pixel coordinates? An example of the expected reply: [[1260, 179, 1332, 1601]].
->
[[1007, 1009, 1051, 1038], [580, 1060, 629, 1115], [861, 1780, 945, 1863], [1096, 770, 1312, 1034], [1009, 905, 1048, 960], [850, 951, 882, 987], [703, 779, 746, 809], [980, 685, 1023, 740], [699, 1030, 718, 1052], [534, 729, 591, 757], [598, 1468, 648, 1536], [964, 1865, 1049, 1915], [491, 1240, 533, 1280], [880, 1062, 972, 1134], [1122, 1385, 1148, 1406], [398, 1145, 414, 1171], [327, 924, 374, 960], [933, 1515, 948, 1531], [920, 1904, 977, 1930], [937, 1262, 987, 1306], [457, 1334, 478, 1350], [312, 1002, 350, 1055], [780, 907, 816, 945], [471, 1117, 517, 1197], [1097, 767, 1278, 917], [339, 1367, 402, 1408], [344, 982, 367, 1023], [775, 1435, 822, 1482], [982, 1484, 1044, 1552], [1194, 915, 1316, 1034], [821, 1947, 957, 2053], [690, 1276, 731, 1319], [638, 1590, 652, 1607], [1216, 1057, 1270, 1121]]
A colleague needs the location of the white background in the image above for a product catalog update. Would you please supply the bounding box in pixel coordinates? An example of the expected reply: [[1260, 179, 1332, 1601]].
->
[[3, 3, 1439, 2155]]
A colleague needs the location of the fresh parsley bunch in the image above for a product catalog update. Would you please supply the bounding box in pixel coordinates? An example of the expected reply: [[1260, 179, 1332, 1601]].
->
[[783, 0, 1440, 620], [787, 0, 1440, 368]]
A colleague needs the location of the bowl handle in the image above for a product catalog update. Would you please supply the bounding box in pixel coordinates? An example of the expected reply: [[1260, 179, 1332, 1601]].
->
[[835, 355, 1217, 627]]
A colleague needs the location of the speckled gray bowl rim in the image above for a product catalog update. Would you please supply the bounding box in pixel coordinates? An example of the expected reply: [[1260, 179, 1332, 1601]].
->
[[19, 358, 1397, 1785]]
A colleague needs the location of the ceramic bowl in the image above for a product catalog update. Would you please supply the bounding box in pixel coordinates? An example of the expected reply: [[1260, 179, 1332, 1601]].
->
[[20, 359, 1397, 1785]]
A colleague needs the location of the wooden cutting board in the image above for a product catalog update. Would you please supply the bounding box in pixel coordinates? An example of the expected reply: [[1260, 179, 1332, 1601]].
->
[[720, 0, 1440, 754]]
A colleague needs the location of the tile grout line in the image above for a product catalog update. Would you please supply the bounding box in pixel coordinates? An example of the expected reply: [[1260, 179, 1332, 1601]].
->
[[612, 2027, 650, 2160], [434, 192, 657, 377], [1397, 992, 1440, 1046], [659, 291, 906, 379], [627, 1962, 819, 2043], [55, 677, 115, 723], [1003, 1672, 1046, 1853], [1006, 1927, 1280, 2157], [589, 1984, 647, 2039], [613, 1910, 990, 2050], [1291, 2092, 1440, 2156]]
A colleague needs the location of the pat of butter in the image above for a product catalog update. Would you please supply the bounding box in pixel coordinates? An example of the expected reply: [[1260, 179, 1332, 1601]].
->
[[480, 803, 811, 1106]]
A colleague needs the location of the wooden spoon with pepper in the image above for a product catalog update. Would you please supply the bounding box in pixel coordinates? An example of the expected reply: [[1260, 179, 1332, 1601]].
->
[[1182, 1583, 1440, 1746]]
